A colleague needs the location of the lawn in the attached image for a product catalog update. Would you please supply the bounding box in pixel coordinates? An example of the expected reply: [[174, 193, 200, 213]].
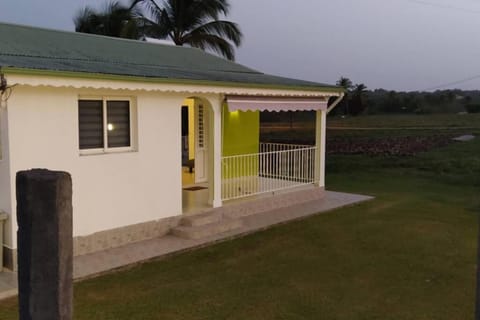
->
[[0, 115, 479, 319]]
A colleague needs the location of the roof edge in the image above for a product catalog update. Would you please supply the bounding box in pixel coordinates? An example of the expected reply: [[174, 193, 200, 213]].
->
[[2, 67, 344, 93]]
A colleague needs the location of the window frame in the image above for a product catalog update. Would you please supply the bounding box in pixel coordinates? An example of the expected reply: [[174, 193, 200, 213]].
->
[[78, 96, 137, 155]]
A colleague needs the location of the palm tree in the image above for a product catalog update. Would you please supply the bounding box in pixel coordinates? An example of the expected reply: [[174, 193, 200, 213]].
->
[[74, 1, 142, 39], [353, 83, 367, 95], [131, 0, 242, 60], [350, 83, 368, 115], [336, 77, 353, 115], [336, 77, 353, 91]]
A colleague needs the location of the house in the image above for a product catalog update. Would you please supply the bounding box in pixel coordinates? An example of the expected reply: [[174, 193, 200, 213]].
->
[[0, 22, 344, 270]]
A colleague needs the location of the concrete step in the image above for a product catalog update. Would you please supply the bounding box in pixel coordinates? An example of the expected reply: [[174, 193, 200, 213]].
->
[[171, 218, 243, 240], [180, 210, 223, 227], [224, 187, 326, 219]]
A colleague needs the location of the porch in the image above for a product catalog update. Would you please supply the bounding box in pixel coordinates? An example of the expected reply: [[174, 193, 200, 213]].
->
[[222, 142, 317, 201], [183, 141, 319, 213], [181, 94, 336, 213]]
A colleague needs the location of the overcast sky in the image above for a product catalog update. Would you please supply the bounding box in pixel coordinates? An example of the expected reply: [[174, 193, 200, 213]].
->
[[1, 0, 480, 91]]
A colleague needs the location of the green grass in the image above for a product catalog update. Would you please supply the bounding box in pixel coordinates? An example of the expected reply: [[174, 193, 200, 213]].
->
[[1, 119, 479, 319]]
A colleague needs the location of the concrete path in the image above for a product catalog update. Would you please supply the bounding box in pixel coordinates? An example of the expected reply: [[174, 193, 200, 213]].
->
[[0, 271, 17, 300], [0, 190, 373, 301]]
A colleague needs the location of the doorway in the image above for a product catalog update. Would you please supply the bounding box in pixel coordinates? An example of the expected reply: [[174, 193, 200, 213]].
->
[[181, 105, 195, 186], [181, 98, 210, 213], [181, 98, 209, 186]]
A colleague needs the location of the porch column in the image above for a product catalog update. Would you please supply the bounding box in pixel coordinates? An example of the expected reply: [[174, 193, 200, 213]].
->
[[208, 97, 223, 207], [314, 110, 326, 187]]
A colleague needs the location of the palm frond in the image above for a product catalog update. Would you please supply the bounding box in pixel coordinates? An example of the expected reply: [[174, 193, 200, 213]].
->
[[138, 15, 171, 39], [189, 0, 230, 20], [187, 20, 242, 46], [183, 33, 235, 60], [74, 1, 142, 39], [133, 0, 164, 21], [120, 19, 142, 39], [73, 7, 98, 33], [93, 0, 243, 59]]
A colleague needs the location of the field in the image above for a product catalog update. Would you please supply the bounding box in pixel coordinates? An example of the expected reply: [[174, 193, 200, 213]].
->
[[327, 113, 480, 129], [0, 114, 479, 319]]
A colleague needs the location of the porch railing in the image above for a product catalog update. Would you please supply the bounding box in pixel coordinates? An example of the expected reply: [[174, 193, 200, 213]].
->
[[221, 143, 317, 201]]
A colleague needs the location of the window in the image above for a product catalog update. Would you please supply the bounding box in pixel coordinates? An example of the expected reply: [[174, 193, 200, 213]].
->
[[78, 98, 135, 153], [78, 100, 103, 150], [106, 100, 131, 148]]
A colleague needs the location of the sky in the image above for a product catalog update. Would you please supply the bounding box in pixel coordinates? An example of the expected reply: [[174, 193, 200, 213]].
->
[[1, 0, 480, 91]]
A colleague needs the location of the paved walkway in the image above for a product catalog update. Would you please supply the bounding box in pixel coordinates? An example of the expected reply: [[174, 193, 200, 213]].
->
[[0, 190, 373, 300], [0, 271, 17, 300]]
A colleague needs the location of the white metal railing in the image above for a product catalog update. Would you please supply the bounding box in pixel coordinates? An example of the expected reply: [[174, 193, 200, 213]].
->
[[221, 143, 317, 201], [260, 142, 313, 153]]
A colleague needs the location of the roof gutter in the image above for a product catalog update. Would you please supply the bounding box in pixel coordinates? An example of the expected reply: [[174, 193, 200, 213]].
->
[[327, 93, 345, 114], [1, 67, 345, 94]]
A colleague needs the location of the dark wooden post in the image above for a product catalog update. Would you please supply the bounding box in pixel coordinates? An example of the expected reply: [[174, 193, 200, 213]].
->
[[16, 169, 73, 320]]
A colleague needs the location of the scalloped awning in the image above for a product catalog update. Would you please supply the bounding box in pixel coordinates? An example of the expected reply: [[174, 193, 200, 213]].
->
[[226, 95, 328, 112]]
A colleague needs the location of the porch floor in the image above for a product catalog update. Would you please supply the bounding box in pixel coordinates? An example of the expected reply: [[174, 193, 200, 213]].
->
[[0, 190, 373, 301], [182, 184, 209, 214], [182, 182, 312, 215], [182, 176, 324, 215], [182, 166, 210, 214]]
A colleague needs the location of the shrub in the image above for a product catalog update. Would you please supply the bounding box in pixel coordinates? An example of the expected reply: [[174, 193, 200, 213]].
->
[[465, 104, 480, 113]]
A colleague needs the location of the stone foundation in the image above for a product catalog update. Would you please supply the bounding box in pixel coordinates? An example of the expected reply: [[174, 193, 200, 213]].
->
[[2, 187, 325, 271], [3, 216, 181, 271], [223, 187, 325, 218], [73, 216, 181, 256]]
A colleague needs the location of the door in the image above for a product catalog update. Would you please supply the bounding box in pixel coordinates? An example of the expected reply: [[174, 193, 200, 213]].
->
[[194, 103, 208, 183], [181, 106, 190, 168]]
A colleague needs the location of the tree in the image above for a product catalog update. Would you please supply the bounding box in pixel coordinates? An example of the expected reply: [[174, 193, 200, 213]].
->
[[131, 0, 242, 60], [462, 95, 472, 106], [349, 83, 368, 115], [353, 83, 367, 94], [336, 77, 353, 91], [336, 77, 353, 115], [74, 1, 142, 39]]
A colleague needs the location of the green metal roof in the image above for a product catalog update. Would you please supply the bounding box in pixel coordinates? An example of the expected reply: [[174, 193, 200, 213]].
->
[[0, 22, 341, 92]]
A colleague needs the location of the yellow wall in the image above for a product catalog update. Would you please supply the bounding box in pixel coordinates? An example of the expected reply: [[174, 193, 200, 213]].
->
[[222, 105, 260, 178], [183, 98, 195, 160], [222, 106, 259, 156]]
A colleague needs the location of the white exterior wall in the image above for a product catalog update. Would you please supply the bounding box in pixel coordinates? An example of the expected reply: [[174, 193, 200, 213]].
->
[[0, 74, 339, 252], [0, 105, 13, 249], [4, 86, 202, 249], [314, 110, 327, 187]]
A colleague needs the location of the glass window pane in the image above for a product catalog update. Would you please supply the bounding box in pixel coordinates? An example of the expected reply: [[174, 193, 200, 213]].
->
[[107, 100, 130, 148], [78, 100, 104, 149]]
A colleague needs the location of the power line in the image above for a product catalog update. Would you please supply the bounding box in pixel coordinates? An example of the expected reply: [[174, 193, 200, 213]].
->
[[395, 0, 480, 91], [405, 0, 480, 14], [422, 74, 480, 91]]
